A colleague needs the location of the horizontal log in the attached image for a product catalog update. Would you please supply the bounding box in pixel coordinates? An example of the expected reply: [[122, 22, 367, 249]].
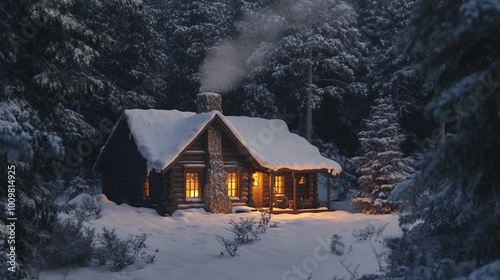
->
[[184, 150, 205, 155], [232, 202, 247, 206], [178, 203, 205, 209]]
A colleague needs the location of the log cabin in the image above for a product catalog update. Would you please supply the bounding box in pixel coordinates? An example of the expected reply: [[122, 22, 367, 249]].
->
[[94, 93, 341, 215]]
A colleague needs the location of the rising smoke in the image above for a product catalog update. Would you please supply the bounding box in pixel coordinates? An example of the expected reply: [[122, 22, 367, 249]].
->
[[199, 2, 299, 93], [199, 0, 343, 94]]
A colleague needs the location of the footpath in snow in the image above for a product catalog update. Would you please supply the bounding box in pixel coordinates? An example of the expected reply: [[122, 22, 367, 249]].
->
[[40, 195, 400, 280]]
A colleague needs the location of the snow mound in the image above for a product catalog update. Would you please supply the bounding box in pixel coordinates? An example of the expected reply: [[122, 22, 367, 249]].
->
[[67, 193, 96, 208], [232, 206, 253, 213]]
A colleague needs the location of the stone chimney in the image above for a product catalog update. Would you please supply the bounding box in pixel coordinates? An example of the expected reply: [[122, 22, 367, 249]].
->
[[197, 92, 232, 213], [196, 92, 222, 114]]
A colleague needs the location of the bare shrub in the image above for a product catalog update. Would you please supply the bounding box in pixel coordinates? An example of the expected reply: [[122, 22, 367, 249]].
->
[[330, 234, 345, 256], [94, 228, 154, 269], [216, 236, 240, 257], [352, 223, 388, 242], [227, 217, 260, 245]]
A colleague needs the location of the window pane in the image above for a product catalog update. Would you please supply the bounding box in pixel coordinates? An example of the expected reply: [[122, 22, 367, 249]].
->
[[186, 172, 200, 198], [227, 172, 238, 197], [274, 175, 284, 194], [299, 176, 305, 184]]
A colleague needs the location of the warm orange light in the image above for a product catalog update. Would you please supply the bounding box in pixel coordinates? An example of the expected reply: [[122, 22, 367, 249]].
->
[[227, 172, 238, 197], [299, 176, 305, 184], [143, 173, 150, 197], [274, 175, 284, 194], [252, 173, 259, 186], [186, 172, 201, 198]]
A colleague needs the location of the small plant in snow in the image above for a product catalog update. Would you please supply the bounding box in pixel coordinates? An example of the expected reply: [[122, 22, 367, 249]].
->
[[352, 223, 388, 242], [258, 211, 271, 232], [227, 217, 260, 244], [141, 249, 159, 263], [330, 234, 345, 256], [258, 210, 280, 233], [216, 236, 240, 257]]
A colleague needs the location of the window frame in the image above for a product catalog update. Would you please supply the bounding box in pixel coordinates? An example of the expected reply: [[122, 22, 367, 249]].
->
[[274, 175, 285, 194], [226, 170, 240, 198], [225, 166, 241, 199], [184, 168, 203, 201]]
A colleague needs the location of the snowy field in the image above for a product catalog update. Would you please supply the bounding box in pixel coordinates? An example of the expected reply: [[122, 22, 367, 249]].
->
[[40, 195, 400, 280]]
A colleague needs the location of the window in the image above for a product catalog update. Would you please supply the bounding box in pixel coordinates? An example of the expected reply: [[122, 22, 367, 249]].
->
[[298, 176, 305, 184], [227, 172, 238, 197], [274, 175, 284, 194], [143, 173, 150, 197], [252, 172, 259, 186], [186, 172, 201, 198]]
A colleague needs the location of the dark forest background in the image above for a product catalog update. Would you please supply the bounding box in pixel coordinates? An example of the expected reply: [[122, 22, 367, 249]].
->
[[1, 0, 499, 279]]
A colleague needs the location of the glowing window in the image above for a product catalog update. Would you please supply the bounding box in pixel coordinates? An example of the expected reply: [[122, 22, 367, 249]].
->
[[143, 173, 150, 197], [186, 172, 201, 198], [252, 173, 259, 186], [227, 172, 238, 197], [299, 176, 305, 184], [274, 175, 284, 194]]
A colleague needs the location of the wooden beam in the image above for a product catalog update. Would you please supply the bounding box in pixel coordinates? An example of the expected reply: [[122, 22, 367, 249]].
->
[[269, 171, 273, 212], [326, 172, 331, 211], [293, 172, 298, 211]]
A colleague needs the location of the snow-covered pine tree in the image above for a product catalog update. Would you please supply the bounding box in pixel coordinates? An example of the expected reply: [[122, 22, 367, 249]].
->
[[226, 0, 365, 136], [352, 96, 414, 214], [162, 0, 242, 109], [386, 0, 500, 275]]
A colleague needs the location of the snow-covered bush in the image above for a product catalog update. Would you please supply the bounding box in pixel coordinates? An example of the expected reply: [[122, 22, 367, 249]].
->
[[41, 219, 95, 268], [41, 219, 154, 270], [95, 228, 152, 269], [71, 194, 102, 222], [65, 176, 93, 200], [59, 193, 102, 221]]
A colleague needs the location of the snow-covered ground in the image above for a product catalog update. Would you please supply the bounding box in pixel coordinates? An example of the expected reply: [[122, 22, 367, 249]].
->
[[40, 195, 400, 280]]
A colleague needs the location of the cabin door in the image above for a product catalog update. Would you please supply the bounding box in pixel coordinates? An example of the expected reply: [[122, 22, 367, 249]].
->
[[252, 172, 264, 208]]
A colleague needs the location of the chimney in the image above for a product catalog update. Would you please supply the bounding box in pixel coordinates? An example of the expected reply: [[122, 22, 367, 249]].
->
[[196, 92, 232, 213], [196, 92, 222, 114]]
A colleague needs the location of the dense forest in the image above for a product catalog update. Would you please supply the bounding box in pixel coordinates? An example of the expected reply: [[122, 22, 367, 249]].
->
[[1, 0, 499, 279]]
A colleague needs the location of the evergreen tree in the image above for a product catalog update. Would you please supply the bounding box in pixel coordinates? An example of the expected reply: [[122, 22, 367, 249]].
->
[[387, 0, 500, 277], [351, 96, 414, 214], [226, 0, 365, 137], [162, 0, 242, 109], [357, 0, 433, 154]]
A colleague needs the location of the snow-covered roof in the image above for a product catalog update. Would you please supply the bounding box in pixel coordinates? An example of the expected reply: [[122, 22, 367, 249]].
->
[[98, 109, 341, 175]]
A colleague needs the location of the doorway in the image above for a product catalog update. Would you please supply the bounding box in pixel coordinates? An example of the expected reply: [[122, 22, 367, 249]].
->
[[252, 172, 264, 208]]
